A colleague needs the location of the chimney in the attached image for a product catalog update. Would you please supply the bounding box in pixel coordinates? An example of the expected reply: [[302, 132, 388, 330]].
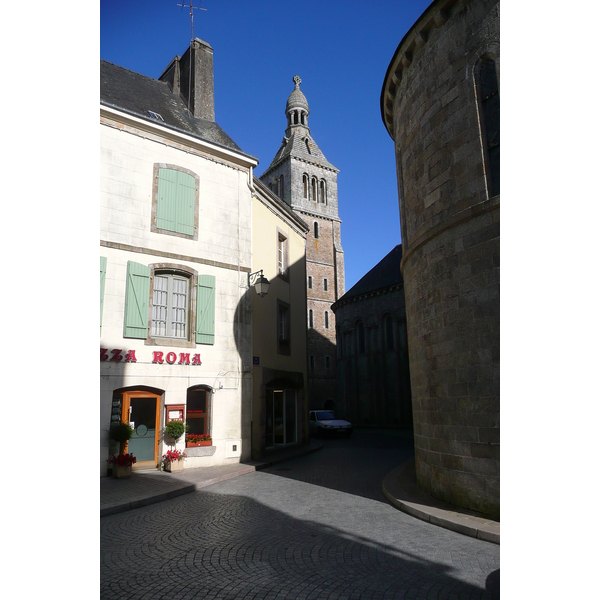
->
[[160, 39, 215, 121]]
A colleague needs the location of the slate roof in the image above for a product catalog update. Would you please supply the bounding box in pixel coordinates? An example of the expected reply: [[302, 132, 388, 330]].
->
[[267, 131, 338, 172], [100, 60, 251, 156], [334, 245, 404, 308]]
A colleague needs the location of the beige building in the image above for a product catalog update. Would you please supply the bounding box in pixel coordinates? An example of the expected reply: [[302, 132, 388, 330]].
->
[[250, 178, 310, 459]]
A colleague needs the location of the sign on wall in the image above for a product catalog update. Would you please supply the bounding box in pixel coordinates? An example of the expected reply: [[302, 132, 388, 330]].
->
[[100, 348, 202, 365]]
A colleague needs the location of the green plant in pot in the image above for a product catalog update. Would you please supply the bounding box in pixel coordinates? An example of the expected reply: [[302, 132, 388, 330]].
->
[[164, 420, 188, 447], [109, 421, 134, 456]]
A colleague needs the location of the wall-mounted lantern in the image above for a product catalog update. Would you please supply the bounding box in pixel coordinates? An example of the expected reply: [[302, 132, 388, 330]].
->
[[248, 270, 270, 297]]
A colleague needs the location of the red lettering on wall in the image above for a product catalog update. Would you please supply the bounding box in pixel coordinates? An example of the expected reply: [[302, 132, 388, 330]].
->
[[110, 349, 123, 362], [192, 354, 202, 365], [100, 348, 109, 361], [166, 352, 177, 364], [152, 351, 164, 364], [124, 350, 137, 363], [179, 353, 190, 365]]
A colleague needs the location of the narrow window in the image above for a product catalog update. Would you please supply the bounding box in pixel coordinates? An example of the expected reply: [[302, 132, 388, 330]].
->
[[314, 222, 319, 239], [384, 314, 394, 351], [277, 300, 291, 355], [478, 58, 500, 197], [309, 355, 315, 371], [325, 355, 331, 369], [311, 177, 317, 201], [357, 320, 365, 354], [324, 311, 329, 329], [277, 232, 288, 276], [320, 180, 326, 204], [303, 174, 308, 199], [308, 275, 313, 289], [309, 309, 314, 328], [323, 278, 328, 292]]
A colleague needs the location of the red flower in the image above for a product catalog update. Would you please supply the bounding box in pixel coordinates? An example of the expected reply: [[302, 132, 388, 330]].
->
[[107, 453, 137, 467]]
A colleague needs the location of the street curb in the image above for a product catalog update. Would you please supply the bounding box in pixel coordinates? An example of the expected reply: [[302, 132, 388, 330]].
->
[[382, 460, 500, 545]]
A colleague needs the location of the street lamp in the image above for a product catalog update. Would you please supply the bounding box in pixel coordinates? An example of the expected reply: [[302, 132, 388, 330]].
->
[[248, 270, 270, 297]]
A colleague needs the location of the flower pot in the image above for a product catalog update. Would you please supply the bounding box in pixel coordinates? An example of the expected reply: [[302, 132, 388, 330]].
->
[[187, 440, 212, 448], [112, 464, 132, 479], [165, 459, 184, 473]]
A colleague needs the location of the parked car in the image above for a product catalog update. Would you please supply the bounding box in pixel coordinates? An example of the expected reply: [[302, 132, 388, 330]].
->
[[309, 410, 352, 438]]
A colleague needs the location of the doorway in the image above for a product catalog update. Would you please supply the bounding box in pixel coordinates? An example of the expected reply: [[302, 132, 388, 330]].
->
[[266, 389, 297, 447], [119, 390, 161, 469]]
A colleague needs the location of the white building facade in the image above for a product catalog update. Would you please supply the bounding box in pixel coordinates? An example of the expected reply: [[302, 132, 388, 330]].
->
[[100, 42, 258, 476]]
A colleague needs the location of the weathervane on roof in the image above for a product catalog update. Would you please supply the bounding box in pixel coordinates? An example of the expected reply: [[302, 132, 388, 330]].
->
[[176, 0, 207, 44]]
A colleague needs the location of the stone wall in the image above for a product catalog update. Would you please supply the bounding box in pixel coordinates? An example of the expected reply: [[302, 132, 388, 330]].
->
[[381, 0, 500, 518]]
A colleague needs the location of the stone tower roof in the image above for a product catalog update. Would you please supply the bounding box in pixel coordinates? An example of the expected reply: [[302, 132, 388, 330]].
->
[[265, 75, 338, 174], [286, 75, 310, 113]]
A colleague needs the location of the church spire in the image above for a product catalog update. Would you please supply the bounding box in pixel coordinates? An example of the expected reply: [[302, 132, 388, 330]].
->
[[285, 75, 310, 137]]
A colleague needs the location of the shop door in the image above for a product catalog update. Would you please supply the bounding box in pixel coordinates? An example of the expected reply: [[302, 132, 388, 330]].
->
[[266, 389, 296, 447], [121, 391, 161, 468]]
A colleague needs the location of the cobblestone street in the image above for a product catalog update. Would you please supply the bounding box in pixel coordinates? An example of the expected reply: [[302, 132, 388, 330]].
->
[[101, 430, 499, 599]]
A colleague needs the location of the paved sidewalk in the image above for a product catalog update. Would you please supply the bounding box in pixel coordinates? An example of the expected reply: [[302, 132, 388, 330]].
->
[[101, 440, 499, 545], [101, 440, 323, 517], [382, 457, 500, 544]]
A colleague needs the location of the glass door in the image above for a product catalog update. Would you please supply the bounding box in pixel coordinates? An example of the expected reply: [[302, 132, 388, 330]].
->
[[121, 391, 161, 468], [266, 389, 296, 447]]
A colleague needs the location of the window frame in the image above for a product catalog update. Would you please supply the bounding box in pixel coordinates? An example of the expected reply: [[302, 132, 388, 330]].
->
[[146, 263, 198, 348], [277, 300, 291, 355], [276, 228, 289, 281], [151, 164, 200, 240]]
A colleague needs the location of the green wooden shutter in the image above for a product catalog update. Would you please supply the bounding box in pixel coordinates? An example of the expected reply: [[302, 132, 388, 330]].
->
[[157, 168, 195, 235], [196, 275, 216, 345], [100, 256, 107, 335], [123, 261, 151, 339]]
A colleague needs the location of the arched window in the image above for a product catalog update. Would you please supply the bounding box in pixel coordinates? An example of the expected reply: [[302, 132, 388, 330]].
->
[[303, 174, 308, 198], [477, 58, 500, 197], [311, 177, 317, 201], [186, 385, 212, 441], [314, 222, 319, 239], [319, 180, 326, 204]]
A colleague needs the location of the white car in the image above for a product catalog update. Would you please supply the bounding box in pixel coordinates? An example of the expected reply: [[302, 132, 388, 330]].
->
[[309, 410, 352, 438]]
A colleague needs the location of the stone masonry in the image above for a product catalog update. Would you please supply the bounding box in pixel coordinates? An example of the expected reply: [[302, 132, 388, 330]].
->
[[381, 0, 500, 518]]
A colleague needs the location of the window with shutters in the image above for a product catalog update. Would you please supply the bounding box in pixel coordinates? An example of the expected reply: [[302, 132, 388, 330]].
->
[[123, 261, 215, 348], [151, 164, 199, 240]]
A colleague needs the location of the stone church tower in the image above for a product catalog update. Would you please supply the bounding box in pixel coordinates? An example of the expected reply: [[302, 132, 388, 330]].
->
[[260, 76, 345, 410]]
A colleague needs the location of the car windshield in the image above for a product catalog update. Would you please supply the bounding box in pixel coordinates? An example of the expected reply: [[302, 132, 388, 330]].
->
[[316, 411, 335, 420]]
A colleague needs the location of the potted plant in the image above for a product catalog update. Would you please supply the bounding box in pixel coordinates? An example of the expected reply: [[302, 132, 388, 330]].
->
[[162, 449, 186, 473], [107, 453, 137, 478], [186, 433, 212, 448], [108, 421, 135, 477], [164, 419, 187, 446], [110, 421, 134, 455]]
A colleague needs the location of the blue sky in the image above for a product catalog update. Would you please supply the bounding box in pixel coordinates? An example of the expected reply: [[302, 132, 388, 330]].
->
[[100, 0, 432, 291]]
